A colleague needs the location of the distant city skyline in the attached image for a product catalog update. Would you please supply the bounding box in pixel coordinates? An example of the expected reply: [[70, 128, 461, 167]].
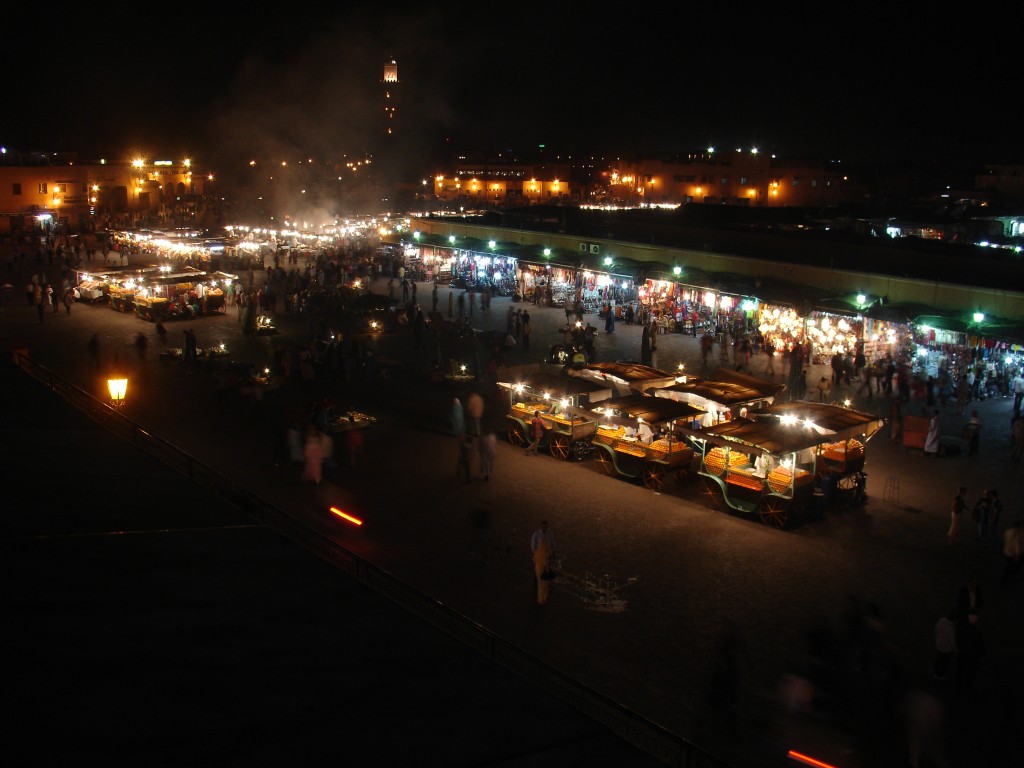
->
[[4, 6, 1017, 170]]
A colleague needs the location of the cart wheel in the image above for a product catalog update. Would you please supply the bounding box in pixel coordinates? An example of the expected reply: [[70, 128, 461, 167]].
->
[[836, 474, 858, 491], [549, 433, 570, 460], [642, 462, 666, 491], [507, 422, 527, 447], [699, 478, 724, 510], [593, 451, 615, 475], [759, 497, 790, 529]]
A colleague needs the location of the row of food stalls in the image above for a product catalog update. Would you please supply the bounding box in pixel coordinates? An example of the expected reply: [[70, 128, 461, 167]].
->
[[394, 231, 1024, 386], [75, 264, 236, 322]]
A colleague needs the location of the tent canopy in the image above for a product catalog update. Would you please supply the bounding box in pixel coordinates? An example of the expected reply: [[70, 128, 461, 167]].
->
[[689, 402, 884, 457], [569, 362, 679, 395], [581, 394, 705, 426]]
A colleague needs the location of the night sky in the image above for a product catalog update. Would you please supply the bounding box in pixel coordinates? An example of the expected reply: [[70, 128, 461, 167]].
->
[[4, 5, 1016, 170]]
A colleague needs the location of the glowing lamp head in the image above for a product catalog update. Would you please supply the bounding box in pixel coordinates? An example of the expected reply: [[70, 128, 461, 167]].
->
[[107, 363, 128, 408]]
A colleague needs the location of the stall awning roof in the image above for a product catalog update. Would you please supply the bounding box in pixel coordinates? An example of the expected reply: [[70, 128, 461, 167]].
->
[[690, 402, 884, 456], [654, 366, 786, 408], [914, 314, 968, 333], [581, 394, 704, 425], [569, 362, 679, 393], [497, 370, 613, 402]]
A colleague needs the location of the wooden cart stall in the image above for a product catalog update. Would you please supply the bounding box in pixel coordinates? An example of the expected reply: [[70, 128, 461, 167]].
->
[[768, 401, 883, 495], [131, 267, 231, 322], [652, 366, 786, 426], [108, 284, 136, 313], [681, 402, 884, 528], [581, 395, 704, 490], [498, 365, 610, 460], [74, 266, 159, 308], [568, 361, 679, 397]]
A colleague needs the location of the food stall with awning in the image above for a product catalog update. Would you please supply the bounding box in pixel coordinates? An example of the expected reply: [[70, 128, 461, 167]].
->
[[580, 394, 704, 490], [680, 401, 884, 528], [497, 364, 611, 459], [131, 266, 235, 322]]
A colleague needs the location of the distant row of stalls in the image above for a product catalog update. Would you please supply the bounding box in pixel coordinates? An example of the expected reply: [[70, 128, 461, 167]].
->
[[393, 231, 1024, 384], [74, 265, 236, 322], [106, 227, 308, 272]]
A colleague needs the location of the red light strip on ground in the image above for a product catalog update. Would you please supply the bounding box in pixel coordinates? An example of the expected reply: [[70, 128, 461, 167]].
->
[[329, 507, 363, 526], [787, 750, 838, 768]]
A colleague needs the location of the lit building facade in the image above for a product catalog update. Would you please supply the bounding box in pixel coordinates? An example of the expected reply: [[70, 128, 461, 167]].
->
[[608, 151, 853, 207], [0, 157, 205, 234], [432, 160, 574, 204]]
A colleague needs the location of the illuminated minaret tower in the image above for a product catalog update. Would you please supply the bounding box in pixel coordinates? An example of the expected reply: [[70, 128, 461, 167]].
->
[[383, 58, 398, 140]]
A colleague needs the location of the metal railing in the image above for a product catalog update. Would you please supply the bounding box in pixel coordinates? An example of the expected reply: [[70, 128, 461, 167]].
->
[[10, 350, 732, 768]]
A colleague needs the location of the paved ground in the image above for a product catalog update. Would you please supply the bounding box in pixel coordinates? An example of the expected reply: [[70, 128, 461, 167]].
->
[[2, 254, 1023, 767]]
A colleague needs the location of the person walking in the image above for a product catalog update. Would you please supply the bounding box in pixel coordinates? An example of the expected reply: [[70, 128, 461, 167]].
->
[[856, 363, 874, 399], [764, 342, 776, 376], [831, 351, 844, 386], [62, 286, 74, 315], [450, 396, 465, 438], [954, 612, 985, 694], [987, 490, 1003, 551], [447, 290, 454, 321], [1011, 370, 1024, 417], [931, 609, 957, 681], [971, 490, 991, 545], [531, 521, 555, 605], [464, 391, 484, 439], [87, 333, 100, 372], [134, 331, 147, 360], [478, 429, 496, 481], [796, 368, 808, 400], [956, 575, 984, 624], [923, 409, 941, 457], [948, 486, 968, 545], [964, 409, 981, 456], [1001, 519, 1021, 585], [301, 427, 325, 485], [520, 310, 531, 352], [525, 411, 545, 455], [347, 427, 365, 469], [456, 434, 474, 483], [431, 283, 438, 313], [1012, 416, 1024, 462]]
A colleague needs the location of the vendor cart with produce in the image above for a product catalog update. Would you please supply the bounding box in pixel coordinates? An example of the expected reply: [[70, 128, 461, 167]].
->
[[682, 401, 884, 528], [498, 364, 610, 460], [581, 395, 704, 490]]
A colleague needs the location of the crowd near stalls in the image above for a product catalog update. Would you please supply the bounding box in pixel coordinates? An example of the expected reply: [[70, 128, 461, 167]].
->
[[397, 234, 519, 295], [636, 277, 749, 336], [89, 219, 1022, 410], [389, 228, 1024, 408], [74, 265, 234, 322]]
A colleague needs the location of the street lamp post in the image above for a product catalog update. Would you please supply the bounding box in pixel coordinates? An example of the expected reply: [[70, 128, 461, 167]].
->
[[106, 357, 128, 409]]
